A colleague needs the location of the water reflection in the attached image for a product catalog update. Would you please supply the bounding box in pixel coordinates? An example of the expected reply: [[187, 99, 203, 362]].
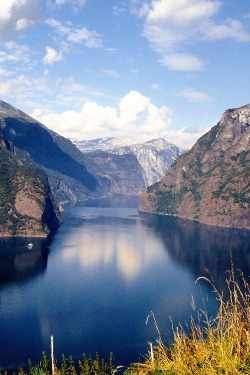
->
[[60, 214, 166, 282], [0, 199, 249, 370], [0, 237, 51, 285], [140, 213, 250, 291]]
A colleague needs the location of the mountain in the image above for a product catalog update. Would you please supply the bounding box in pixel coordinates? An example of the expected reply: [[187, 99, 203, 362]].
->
[[0, 101, 145, 201], [0, 121, 62, 237], [139, 104, 250, 230], [0, 102, 99, 200], [83, 150, 145, 196], [73, 137, 184, 186]]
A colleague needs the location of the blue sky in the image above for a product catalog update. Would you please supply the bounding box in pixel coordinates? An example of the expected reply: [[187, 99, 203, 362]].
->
[[0, 0, 250, 148]]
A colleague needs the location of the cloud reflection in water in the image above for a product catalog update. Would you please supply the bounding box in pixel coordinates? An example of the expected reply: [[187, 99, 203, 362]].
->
[[60, 213, 167, 282]]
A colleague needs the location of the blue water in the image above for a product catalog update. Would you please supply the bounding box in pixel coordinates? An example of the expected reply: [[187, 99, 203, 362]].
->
[[0, 196, 249, 370]]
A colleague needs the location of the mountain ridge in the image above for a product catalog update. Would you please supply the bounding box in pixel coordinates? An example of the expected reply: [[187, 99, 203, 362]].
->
[[73, 137, 184, 186], [139, 103, 250, 230], [0, 101, 147, 202]]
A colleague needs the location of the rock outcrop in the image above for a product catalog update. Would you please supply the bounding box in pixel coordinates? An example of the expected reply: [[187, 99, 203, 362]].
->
[[139, 104, 250, 230], [0, 121, 62, 237]]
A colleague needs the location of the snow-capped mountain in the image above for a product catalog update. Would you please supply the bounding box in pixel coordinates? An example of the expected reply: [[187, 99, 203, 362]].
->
[[72, 137, 185, 186]]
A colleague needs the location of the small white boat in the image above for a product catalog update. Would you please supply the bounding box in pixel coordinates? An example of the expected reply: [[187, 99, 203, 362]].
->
[[27, 243, 33, 249]]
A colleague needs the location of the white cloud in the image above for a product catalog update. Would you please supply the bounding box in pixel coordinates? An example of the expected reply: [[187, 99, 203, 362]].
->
[[52, 0, 88, 11], [0, 42, 33, 67], [135, 0, 250, 72], [0, 0, 39, 38], [145, 0, 221, 24], [0, 74, 47, 101], [178, 88, 211, 102], [32, 90, 172, 140], [56, 77, 87, 92], [0, 67, 10, 77], [46, 18, 103, 48], [203, 18, 250, 41], [67, 28, 102, 47], [31, 90, 209, 148], [43, 46, 63, 65], [119, 90, 151, 123], [166, 126, 210, 149], [15, 18, 32, 31], [161, 53, 204, 72], [177, 88, 212, 102]]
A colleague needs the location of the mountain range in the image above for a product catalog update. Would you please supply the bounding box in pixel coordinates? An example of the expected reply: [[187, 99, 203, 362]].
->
[[0, 99, 249, 232], [0, 100, 183, 202], [73, 137, 184, 186], [139, 104, 250, 230]]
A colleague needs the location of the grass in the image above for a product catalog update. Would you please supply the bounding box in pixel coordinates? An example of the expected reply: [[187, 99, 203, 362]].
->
[[127, 267, 250, 374], [1, 267, 250, 375]]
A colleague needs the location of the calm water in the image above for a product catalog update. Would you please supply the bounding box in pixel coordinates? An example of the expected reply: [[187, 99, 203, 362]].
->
[[0, 196, 250, 370]]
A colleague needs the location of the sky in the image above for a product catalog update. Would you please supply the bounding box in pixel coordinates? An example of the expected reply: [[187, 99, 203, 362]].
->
[[0, 0, 250, 149]]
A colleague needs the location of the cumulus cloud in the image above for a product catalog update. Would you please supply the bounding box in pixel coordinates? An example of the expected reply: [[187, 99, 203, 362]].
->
[[32, 90, 171, 139], [43, 46, 63, 65], [31, 90, 208, 148], [0, 0, 40, 38], [134, 0, 250, 72]]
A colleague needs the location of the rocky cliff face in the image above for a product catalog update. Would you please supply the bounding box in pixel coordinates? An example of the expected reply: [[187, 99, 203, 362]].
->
[[83, 150, 145, 196], [73, 137, 184, 186], [139, 104, 250, 230], [0, 122, 62, 237]]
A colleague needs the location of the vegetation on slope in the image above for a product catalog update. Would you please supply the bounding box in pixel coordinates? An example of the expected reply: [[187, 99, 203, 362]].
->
[[0, 142, 61, 236]]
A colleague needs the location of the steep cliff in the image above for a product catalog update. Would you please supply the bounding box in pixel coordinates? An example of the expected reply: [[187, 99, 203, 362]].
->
[[0, 122, 62, 237], [139, 104, 250, 230]]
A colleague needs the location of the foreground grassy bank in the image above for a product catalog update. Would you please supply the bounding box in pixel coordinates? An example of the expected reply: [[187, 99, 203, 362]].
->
[[2, 268, 250, 375]]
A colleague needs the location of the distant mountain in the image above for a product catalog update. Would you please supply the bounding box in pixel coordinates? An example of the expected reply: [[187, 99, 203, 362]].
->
[[83, 150, 145, 196], [0, 121, 62, 237], [0, 101, 146, 201], [72, 137, 140, 152], [73, 137, 184, 186], [139, 104, 250, 230]]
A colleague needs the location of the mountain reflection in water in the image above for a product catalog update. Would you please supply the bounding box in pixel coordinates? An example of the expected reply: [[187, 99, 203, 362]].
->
[[140, 213, 250, 292]]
